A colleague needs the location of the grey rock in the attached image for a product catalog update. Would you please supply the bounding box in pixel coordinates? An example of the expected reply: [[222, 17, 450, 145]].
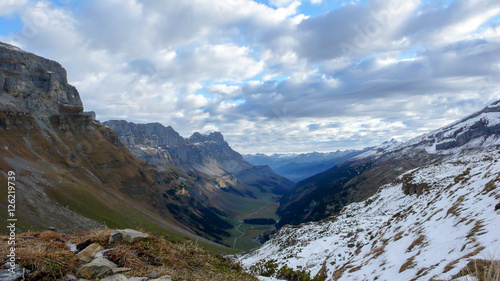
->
[[0, 42, 83, 117], [109, 229, 149, 244], [84, 111, 96, 120], [0, 263, 25, 281], [100, 274, 129, 281], [76, 258, 117, 279], [128, 278, 148, 281], [76, 243, 104, 263], [150, 271, 158, 278], [66, 242, 78, 252], [102, 121, 252, 174], [112, 267, 132, 274]]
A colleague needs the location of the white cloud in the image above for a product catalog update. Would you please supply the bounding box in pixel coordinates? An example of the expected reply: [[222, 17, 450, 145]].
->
[[2, 0, 500, 154], [0, 0, 27, 16]]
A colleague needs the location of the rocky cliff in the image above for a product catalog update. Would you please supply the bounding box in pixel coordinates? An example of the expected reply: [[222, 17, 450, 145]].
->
[[0, 42, 233, 245], [103, 120, 253, 175]]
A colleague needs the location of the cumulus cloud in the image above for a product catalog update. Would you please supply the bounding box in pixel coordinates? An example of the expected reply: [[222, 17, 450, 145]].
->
[[2, 0, 500, 154], [0, 0, 28, 16]]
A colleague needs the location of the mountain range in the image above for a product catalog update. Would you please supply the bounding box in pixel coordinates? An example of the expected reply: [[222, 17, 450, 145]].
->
[[238, 100, 500, 280], [243, 149, 369, 183], [103, 119, 293, 247]]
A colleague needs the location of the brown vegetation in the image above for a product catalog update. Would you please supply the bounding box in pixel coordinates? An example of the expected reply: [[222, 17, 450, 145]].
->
[[0, 229, 256, 281]]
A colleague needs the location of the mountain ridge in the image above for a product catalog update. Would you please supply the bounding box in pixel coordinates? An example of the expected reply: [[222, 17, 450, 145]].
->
[[243, 149, 369, 182]]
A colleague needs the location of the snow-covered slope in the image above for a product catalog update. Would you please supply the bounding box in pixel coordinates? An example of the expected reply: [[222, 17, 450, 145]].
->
[[239, 101, 500, 280], [277, 101, 500, 227], [239, 147, 500, 280]]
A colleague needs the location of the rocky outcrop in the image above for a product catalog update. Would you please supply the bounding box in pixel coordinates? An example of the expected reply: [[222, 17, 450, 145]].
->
[[77, 258, 118, 279], [0, 42, 82, 117], [108, 229, 149, 244]]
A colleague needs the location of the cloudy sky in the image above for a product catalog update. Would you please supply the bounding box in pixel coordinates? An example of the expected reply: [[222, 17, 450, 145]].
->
[[1, 0, 500, 154]]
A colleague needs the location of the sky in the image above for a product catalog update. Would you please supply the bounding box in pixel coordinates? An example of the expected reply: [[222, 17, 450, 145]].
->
[[1, 0, 500, 154]]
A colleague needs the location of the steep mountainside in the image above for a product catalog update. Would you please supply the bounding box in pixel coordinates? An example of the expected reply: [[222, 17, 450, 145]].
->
[[0, 42, 234, 245], [244, 149, 369, 182], [103, 120, 293, 195], [103, 120, 252, 175], [239, 146, 500, 280], [277, 103, 500, 227]]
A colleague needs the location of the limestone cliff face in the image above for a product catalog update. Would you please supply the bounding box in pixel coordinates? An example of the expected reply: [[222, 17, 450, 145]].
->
[[103, 120, 253, 175], [0, 42, 81, 116], [0, 42, 231, 244]]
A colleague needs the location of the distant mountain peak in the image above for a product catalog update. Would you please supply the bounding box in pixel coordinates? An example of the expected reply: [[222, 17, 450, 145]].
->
[[189, 131, 225, 143]]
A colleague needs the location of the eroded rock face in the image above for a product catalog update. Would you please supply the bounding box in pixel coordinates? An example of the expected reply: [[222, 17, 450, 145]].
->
[[103, 120, 253, 175], [0, 42, 82, 117]]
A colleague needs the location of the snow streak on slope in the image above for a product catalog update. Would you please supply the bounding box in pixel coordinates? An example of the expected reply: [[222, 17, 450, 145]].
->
[[239, 147, 500, 281]]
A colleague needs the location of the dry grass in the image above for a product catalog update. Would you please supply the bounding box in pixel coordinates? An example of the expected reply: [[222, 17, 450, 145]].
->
[[0, 229, 256, 281], [453, 258, 500, 281], [406, 235, 426, 253], [399, 256, 416, 273], [394, 230, 405, 242], [0, 231, 79, 280], [446, 195, 466, 218]]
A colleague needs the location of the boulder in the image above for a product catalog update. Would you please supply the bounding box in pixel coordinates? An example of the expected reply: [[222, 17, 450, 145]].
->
[[76, 258, 117, 279], [101, 274, 129, 281], [112, 268, 132, 274], [76, 243, 104, 263], [108, 229, 149, 244], [0, 263, 25, 281]]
